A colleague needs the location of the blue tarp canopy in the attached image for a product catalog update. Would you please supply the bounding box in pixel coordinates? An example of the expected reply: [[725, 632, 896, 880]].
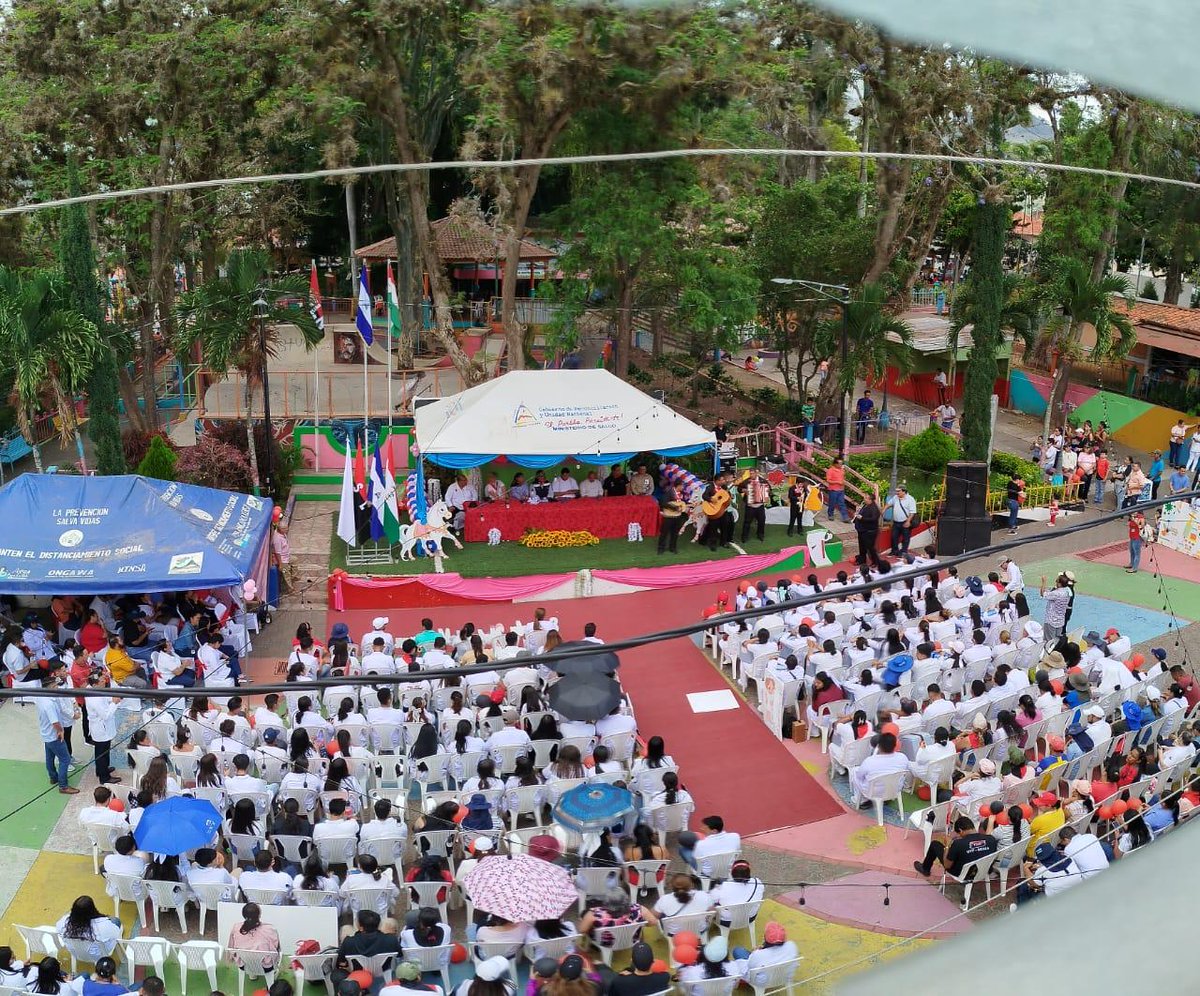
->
[[0, 474, 273, 595]]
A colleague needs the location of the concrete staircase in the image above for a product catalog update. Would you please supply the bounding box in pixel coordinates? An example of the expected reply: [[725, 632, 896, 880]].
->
[[292, 471, 342, 502]]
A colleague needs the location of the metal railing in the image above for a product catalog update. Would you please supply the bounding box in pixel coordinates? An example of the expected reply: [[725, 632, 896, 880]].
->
[[915, 480, 1081, 522]]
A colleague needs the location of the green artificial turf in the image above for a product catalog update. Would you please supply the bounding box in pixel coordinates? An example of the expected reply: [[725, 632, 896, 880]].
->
[[332, 521, 842, 578]]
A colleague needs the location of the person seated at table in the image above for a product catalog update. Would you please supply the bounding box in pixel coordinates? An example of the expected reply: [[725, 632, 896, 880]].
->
[[531, 471, 553, 501], [510, 472, 531, 502], [603, 463, 629, 497], [484, 473, 507, 502], [580, 469, 604, 499], [551, 467, 580, 500], [444, 474, 478, 531], [629, 464, 654, 496]]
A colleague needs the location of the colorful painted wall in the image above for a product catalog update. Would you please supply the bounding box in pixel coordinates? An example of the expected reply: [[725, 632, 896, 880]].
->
[[1007, 368, 1188, 453], [293, 423, 415, 472]]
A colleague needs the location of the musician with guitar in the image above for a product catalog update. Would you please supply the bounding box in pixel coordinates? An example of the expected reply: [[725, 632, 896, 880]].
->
[[700, 473, 735, 551]]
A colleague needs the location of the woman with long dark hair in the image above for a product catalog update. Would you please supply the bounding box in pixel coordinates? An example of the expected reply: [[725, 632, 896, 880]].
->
[[55, 895, 122, 962], [26, 957, 71, 994], [631, 736, 674, 774], [400, 906, 451, 949], [225, 902, 281, 970]]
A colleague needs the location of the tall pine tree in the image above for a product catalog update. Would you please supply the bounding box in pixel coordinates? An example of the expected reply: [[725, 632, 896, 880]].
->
[[59, 161, 125, 474]]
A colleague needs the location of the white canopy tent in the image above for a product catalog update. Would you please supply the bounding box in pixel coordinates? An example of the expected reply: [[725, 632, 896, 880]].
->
[[413, 369, 716, 469]]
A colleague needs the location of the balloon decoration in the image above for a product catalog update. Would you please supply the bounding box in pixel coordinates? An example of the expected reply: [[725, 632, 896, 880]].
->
[[659, 462, 704, 503]]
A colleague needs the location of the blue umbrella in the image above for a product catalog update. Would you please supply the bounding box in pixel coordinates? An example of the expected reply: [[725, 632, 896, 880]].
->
[[133, 797, 223, 856], [553, 782, 635, 834]]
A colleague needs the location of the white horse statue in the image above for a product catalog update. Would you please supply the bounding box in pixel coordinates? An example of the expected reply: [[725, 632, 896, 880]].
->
[[398, 499, 464, 563]]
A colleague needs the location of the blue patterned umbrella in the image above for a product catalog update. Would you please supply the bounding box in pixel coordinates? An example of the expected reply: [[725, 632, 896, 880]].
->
[[553, 782, 635, 834], [133, 797, 222, 855]]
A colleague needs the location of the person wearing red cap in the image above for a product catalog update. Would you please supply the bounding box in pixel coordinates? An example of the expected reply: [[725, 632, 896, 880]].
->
[[731, 921, 799, 975], [1026, 792, 1065, 856]]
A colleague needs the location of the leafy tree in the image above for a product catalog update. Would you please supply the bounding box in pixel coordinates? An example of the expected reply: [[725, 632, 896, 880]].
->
[[172, 250, 321, 496], [899, 426, 961, 471], [135, 435, 177, 481], [0, 268, 103, 472], [176, 435, 253, 493], [1042, 259, 1136, 435], [1141, 281, 1159, 300], [58, 161, 125, 474]]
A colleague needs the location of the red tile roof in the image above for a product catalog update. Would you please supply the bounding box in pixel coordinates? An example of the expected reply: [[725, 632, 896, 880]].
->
[[1118, 298, 1200, 336], [356, 218, 555, 264], [1012, 213, 1043, 238]]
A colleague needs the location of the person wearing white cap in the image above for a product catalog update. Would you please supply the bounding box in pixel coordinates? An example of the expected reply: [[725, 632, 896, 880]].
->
[[951, 757, 1001, 818], [360, 618, 394, 655], [679, 936, 733, 985], [453, 955, 512, 996], [1000, 555, 1024, 593]]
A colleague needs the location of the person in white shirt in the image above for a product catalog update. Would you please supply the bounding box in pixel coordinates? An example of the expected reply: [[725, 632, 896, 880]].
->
[[653, 874, 715, 929], [90, 595, 118, 634], [360, 618, 395, 655], [734, 922, 800, 977], [254, 694, 287, 732], [849, 733, 911, 807], [444, 474, 479, 530], [579, 470, 604, 499], [909, 727, 955, 785], [550, 467, 580, 499], [1081, 705, 1112, 746], [341, 854, 400, 917], [951, 759, 1002, 817], [312, 798, 360, 846], [681, 815, 741, 871], [358, 637, 397, 676], [1000, 556, 1024, 593], [227, 754, 274, 800], [921, 684, 957, 728], [80, 787, 129, 833], [367, 688, 407, 727], [208, 719, 245, 756], [102, 835, 146, 888], [581, 622, 604, 644], [419, 638, 456, 671], [197, 633, 235, 687], [712, 860, 765, 921], [1059, 826, 1108, 880], [596, 707, 637, 739], [256, 727, 290, 767], [84, 671, 122, 786], [486, 720, 533, 755], [186, 847, 239, 896], [960, 631, 993, 668], [493, 632, 523, 661], [36, 674, 78, 794], [359, 799, 408, 844], [238, 849, 294, 897], [812, 612, 844, 645]]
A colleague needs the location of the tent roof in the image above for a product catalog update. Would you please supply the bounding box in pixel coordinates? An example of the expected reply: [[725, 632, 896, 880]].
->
[[0, 474, 273, 595], [414, 369, 715, 468], [356, 218, 556, 264]]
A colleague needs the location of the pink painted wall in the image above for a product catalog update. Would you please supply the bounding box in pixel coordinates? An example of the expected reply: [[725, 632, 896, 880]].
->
[[295, 427, 414, 473]]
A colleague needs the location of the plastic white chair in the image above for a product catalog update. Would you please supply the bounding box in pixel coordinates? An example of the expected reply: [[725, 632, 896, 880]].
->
[[13, 925, 61, 965], [716, 901, 761, 947], [293, 888, 342, 910], [292, 951, 336, 995], [678, 978, 738, 996], [346, 952, 397, 981], [470, 939, 522, 982], [863, 769, 909, 826], [625, 860, 670, 903], [117, 937, 172, 987], [189, 881, 237, 934], [697, 851, 740, 891], [522, 933, 581, 962], [314, 834, 359, 868], [574, 867, 624, 914], [490, 744, 531, 776], [905, 800, 952, 855], [106, 872, 148, 928], [144, 879, 190, 932], [406, 880, 451, 922], [590, 920, 646, 967], [503, 785, 546, 829], [745, 957, 803, 996], [660, 910, 714, 945], [400, 942, 453, 993], [358, 833, 407, 872], [228, 833, 266, 867], [649, 801, 693, 835], [82, 819, 123, 875], [343, 885, 397, 919], [241, 885, 291, 907], [228, 791, 273, 820], [938, 849, 1000, 908], [232, 948, 278, 996], [177, 940, 223, 996]]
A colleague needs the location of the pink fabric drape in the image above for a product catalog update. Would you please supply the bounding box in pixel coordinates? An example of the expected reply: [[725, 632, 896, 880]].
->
[[330, 546, 806, 606]]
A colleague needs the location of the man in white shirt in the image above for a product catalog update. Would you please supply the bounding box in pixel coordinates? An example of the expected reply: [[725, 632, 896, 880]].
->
[[256, 727, 289, 767], [80, 787, 129, 833], [493, 632, 522, 661], [684, 815, 742, 870], [850, 732, 912, 806], [961, 631, 993, 668], [812, 612, 844, 645], [361, 638, 397, 676], [1000, 556, 1024, 593], [103, 835, 147, 889], [579, 470, 604, 499], [36, 675, 78, 793], [238, 850, 293, 897], [550, 467, 580, 500], [420, 637, 456, 671], [312, 798, 360, 846], [253, 694, 287, 732], [582, 622, 604, 644], [1059, 827, 1108, 880], [360, 618, 395, 655], [197, 633, 235, 686], [444, 474, 479, 530], [486, 721, 533, 752], [596, 706, 638, 739], [186, 847, 238, 894], [208, 719, 245, 756], [227, 754, 274, 800], [921, 684, 957, 728], [366, 688, 406, 726], [359, 799, 407, 844], [221, 697, 253, 738], [1082, 704, 1112, 746]]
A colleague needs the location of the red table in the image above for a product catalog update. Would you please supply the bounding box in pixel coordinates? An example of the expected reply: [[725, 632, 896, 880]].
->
[[463, 496, 661, 542]]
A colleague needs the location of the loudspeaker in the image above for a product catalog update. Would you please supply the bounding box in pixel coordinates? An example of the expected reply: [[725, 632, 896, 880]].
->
[[936, 514, 993, 556], [943, 461, 989, 518]]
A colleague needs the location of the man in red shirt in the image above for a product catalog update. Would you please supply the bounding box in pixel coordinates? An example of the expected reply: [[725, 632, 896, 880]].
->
[[1169, 663, 1200, 708], [1094, 450, 1110, 507], [825, 458, 851, 523], [1127, 510, 1145, 573]]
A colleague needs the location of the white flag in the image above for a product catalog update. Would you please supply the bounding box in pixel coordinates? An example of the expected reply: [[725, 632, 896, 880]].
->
[[336, 445, 357, 546]]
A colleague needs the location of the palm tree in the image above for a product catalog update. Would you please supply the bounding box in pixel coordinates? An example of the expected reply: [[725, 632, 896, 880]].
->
[[949, 272, 1044, 352], [816, 283, 915, 454], [173, 250, 322, 495], [0, 267, 103, 473], [1041, 260, 1135, 440]]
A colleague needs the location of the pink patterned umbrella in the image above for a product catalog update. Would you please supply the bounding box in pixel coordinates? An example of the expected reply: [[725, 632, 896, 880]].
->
[[461, 854, 579, 921]]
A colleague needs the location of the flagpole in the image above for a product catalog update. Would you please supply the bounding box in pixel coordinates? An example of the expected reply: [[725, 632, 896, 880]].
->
[[387, 260, 395, 430], [344, 181, 367, 432], [311, 260, 322, 473]]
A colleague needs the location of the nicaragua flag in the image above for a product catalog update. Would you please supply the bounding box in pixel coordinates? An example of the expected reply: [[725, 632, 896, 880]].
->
[[355, 265, 374, 345], [368, 442, 387, 542]]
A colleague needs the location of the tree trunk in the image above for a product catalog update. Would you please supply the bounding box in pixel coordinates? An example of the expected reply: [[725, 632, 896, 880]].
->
[[898, 176, 955, 300], [650, 311, 664, 360], [960, 199, 1008, 460], [244, 376, 261, 495], [1090, 109, 1137, 282], [116, 363, 148, 433], [137, 294, 159, 431], [500, 166, 541, 371], [612, 276, 636, 376], [1044, 318, 1076, 439], [863, 161, 914, 285], [383, 172, 419, 368], [201, 233, 219, 285], [1165, 258, 1184, 306]]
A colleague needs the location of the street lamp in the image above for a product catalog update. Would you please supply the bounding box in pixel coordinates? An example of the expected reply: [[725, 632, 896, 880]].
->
[[253, 293, 273, 497], [770, 279, 853, 462]]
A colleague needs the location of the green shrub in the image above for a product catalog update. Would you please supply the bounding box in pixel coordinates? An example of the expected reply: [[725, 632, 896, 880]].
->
[[990, 450, 1041, 483], [898, 426, 961, 472], [176, 436, 253, 493], [749, 386, 784, 415], [135, 435, 177, 481]]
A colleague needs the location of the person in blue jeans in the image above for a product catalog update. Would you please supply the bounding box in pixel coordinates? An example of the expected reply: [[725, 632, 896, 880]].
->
[[35, 674, 78, 794], [1127, 511, 1145, 573]]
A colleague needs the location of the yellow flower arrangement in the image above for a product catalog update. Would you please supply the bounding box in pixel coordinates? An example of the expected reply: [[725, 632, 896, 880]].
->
[[519, 528, 600, 549]]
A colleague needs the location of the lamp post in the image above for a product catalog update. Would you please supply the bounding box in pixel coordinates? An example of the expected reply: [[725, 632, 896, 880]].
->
[[770, 279, 853, 463], [254, 293, 273, 497]]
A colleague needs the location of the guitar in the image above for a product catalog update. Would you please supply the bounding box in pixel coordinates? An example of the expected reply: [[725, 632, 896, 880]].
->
[[701, 488, 732, 518]]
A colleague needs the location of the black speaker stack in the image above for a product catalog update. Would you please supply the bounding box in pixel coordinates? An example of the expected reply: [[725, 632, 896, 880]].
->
[[936, 461, 993, 556]]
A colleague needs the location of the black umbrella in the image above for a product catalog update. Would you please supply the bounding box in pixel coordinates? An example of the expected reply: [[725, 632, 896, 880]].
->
[[545, 640, 621, 677], [548, 672, 623, 721]]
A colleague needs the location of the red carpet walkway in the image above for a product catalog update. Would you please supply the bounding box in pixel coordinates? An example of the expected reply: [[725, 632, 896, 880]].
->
[[327, 583, 843, 834]]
